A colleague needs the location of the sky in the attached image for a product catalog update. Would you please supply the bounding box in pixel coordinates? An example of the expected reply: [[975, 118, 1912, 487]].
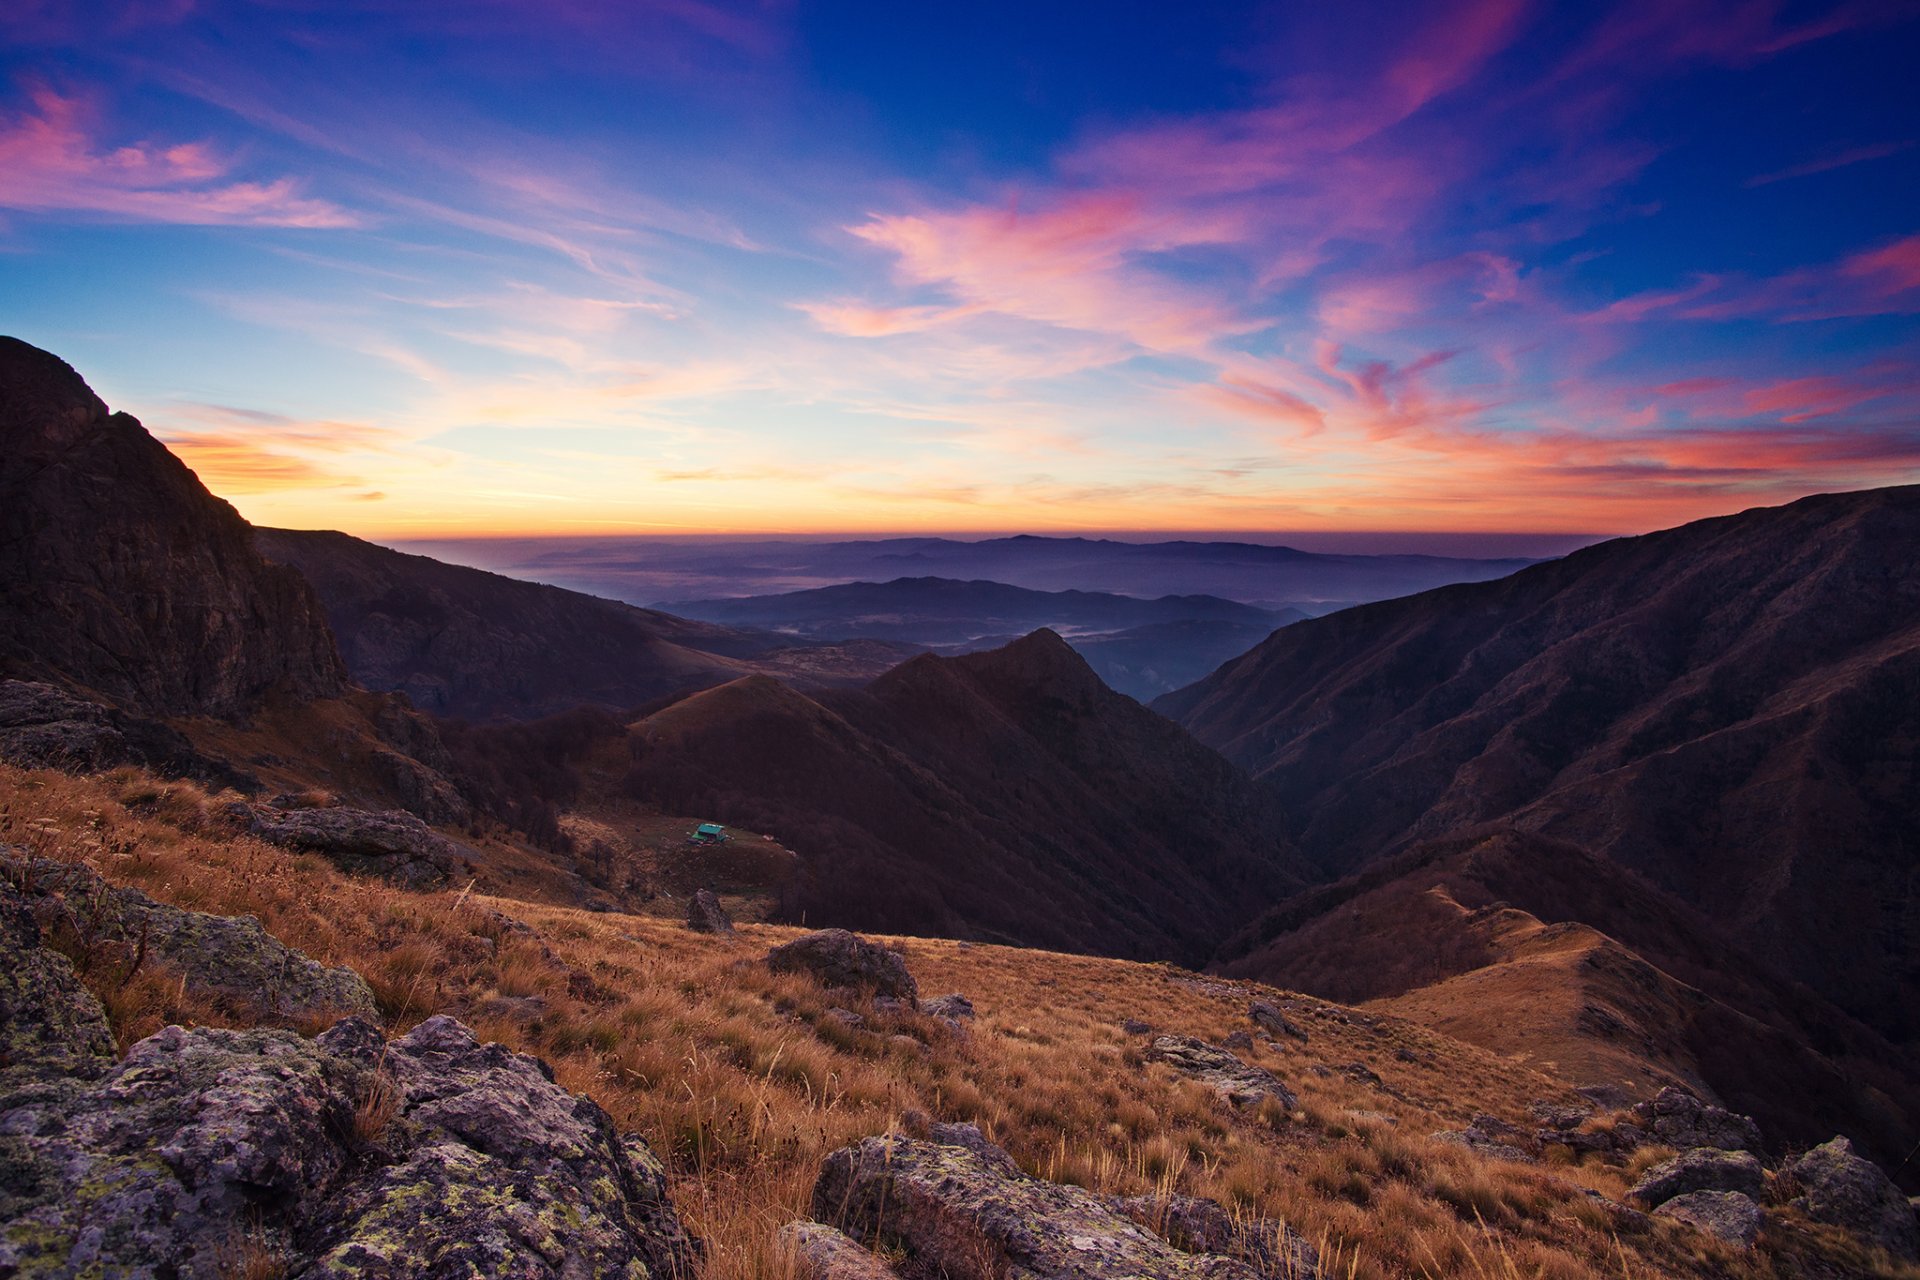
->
[[2, 0, 1918, 539]]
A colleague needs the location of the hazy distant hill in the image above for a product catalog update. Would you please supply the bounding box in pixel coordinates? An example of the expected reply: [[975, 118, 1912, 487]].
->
[[257, 528, 919, 721], [657, 576, 1310, 698], [400, 532, 1537, 609], [1159, 486, 1920, 1052]]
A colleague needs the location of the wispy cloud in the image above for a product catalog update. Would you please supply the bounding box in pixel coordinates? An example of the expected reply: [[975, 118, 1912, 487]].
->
[[0, 84, 357, 228]]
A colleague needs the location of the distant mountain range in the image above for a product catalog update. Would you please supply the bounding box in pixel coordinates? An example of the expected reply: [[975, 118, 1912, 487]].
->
[[257, 528, 919, 720], [656, 576, 1312, 699], [398, 531, 1538, 610]]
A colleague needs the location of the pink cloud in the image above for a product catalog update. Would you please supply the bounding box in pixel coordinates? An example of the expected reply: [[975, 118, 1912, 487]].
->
[[841, 193, 1252, 352], [0, 85, 356, 228]]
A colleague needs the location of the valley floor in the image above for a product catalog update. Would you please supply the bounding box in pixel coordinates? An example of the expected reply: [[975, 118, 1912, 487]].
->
[[3, 759, 1913, 1280]]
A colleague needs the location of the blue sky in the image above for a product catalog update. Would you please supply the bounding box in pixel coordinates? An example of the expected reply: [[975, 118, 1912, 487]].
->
[[3, 0, 1917, 536]]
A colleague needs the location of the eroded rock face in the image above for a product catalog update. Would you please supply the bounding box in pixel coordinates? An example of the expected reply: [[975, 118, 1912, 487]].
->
[[1784, 1137, 1919, 1261], [1629, 1147, 1765, 1207], [811, 1134, 1285, 1280], [766, 928, 919, 1003], [1654, 1191, 1763, 1248], [0, 338, 346, 718], [3, 852, 376, 1024], [687, 888, 735, 935], [0, 1013, 700, 1279], [245, 804, 471, 889], [1631, 1086, 1763, 1154], [1145, 1035, 1297, 1109], [0, 681, 253, 790]]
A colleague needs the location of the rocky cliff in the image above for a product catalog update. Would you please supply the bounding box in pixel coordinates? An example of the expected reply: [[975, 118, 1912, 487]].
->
[[0, 337, 345, 717]]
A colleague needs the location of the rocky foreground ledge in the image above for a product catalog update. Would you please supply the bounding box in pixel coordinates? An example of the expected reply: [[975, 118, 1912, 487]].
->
[[0, 878, 699, 1279]]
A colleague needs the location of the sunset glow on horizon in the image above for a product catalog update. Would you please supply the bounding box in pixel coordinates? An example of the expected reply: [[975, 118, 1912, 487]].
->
[[4, 1, 1918, 539]]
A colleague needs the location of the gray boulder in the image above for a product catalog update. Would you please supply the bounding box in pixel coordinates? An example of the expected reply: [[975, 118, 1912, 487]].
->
[[767, 928, 918, 1003], [0, 878, 116, 1089], [1654, 1191, 1763, 1248], [3, 852, 376, 1023], [1114, 1193, 1320, 1278], [921, 993, 975, 1028], [1146, 1036, 1297, 1110], [1783, 1137, 1919, 1260], [0, 1014, 700, 1279], [686, 888, 735, 935], [1431, 1127, 1533, 1163], [1631, 1086, 1763, 1154], [781, 1220, 902, 1280], [924, 1120, 1018, 1173], [812, 1134, 1279, 1280], [1629, 1148, 1765, 1208], [0, 896, 697, 1280], [1249, 1000, 1308, 1043], [246, 804, 471, 888]]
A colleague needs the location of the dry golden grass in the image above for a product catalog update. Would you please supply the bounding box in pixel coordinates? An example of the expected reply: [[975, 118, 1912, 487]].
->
[[3, 760, 1914, 1280]]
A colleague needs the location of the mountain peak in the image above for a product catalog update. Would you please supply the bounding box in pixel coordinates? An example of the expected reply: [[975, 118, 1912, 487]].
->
[[0, 339, 347, 716], [0, 336, 109, 452]]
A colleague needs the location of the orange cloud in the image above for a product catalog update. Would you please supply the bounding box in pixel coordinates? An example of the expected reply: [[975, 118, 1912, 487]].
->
[[156, 410, 396, 494], [0, 84, 356, 227]]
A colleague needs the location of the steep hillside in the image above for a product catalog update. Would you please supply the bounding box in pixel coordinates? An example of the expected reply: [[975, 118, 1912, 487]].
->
[[7, 757, 1914, 1280], [621, 631, 1300, 964], [1073, 618, 1288, 700], [257, 528, 918, 720], [1215, 830, 1920, 1175], [0, 337, 344, 716], [1159, 487, 1920, 1046]]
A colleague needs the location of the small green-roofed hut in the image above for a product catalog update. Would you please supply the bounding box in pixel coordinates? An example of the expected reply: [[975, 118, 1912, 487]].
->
[[692, 822, 728, 843]]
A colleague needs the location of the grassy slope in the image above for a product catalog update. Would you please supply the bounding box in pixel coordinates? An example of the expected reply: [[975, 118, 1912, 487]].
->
[[3, 761, 1913, 1280]]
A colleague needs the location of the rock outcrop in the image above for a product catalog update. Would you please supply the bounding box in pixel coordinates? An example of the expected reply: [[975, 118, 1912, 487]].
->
[[1631, 1086, 1764, 1154], [3, 853, 377, 1023], [1113, 1194, 1321, 1278], [1783, 1137, 1920, 1260], [0, 337, 346, 718], [1250, 999, 1308, 1043], [1629, 1147, 1765, 1207], [0, 877, 115, 1089], [1145, 1035, 1297, 1109], [687, 888, 735, 935], [807, 1133, 1318, 1280], [0, 1009, 700, 1278], [1654, 1191, 1763, 1248], [766, 928, 919, 1003], [244, 804, 471, 888], [781, 1220, 901, 1280], [0, 680, 247, 786]]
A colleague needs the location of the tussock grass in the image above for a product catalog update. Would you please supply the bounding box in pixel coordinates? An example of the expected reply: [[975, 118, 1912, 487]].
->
[[2, 761, 1913, 1280]]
